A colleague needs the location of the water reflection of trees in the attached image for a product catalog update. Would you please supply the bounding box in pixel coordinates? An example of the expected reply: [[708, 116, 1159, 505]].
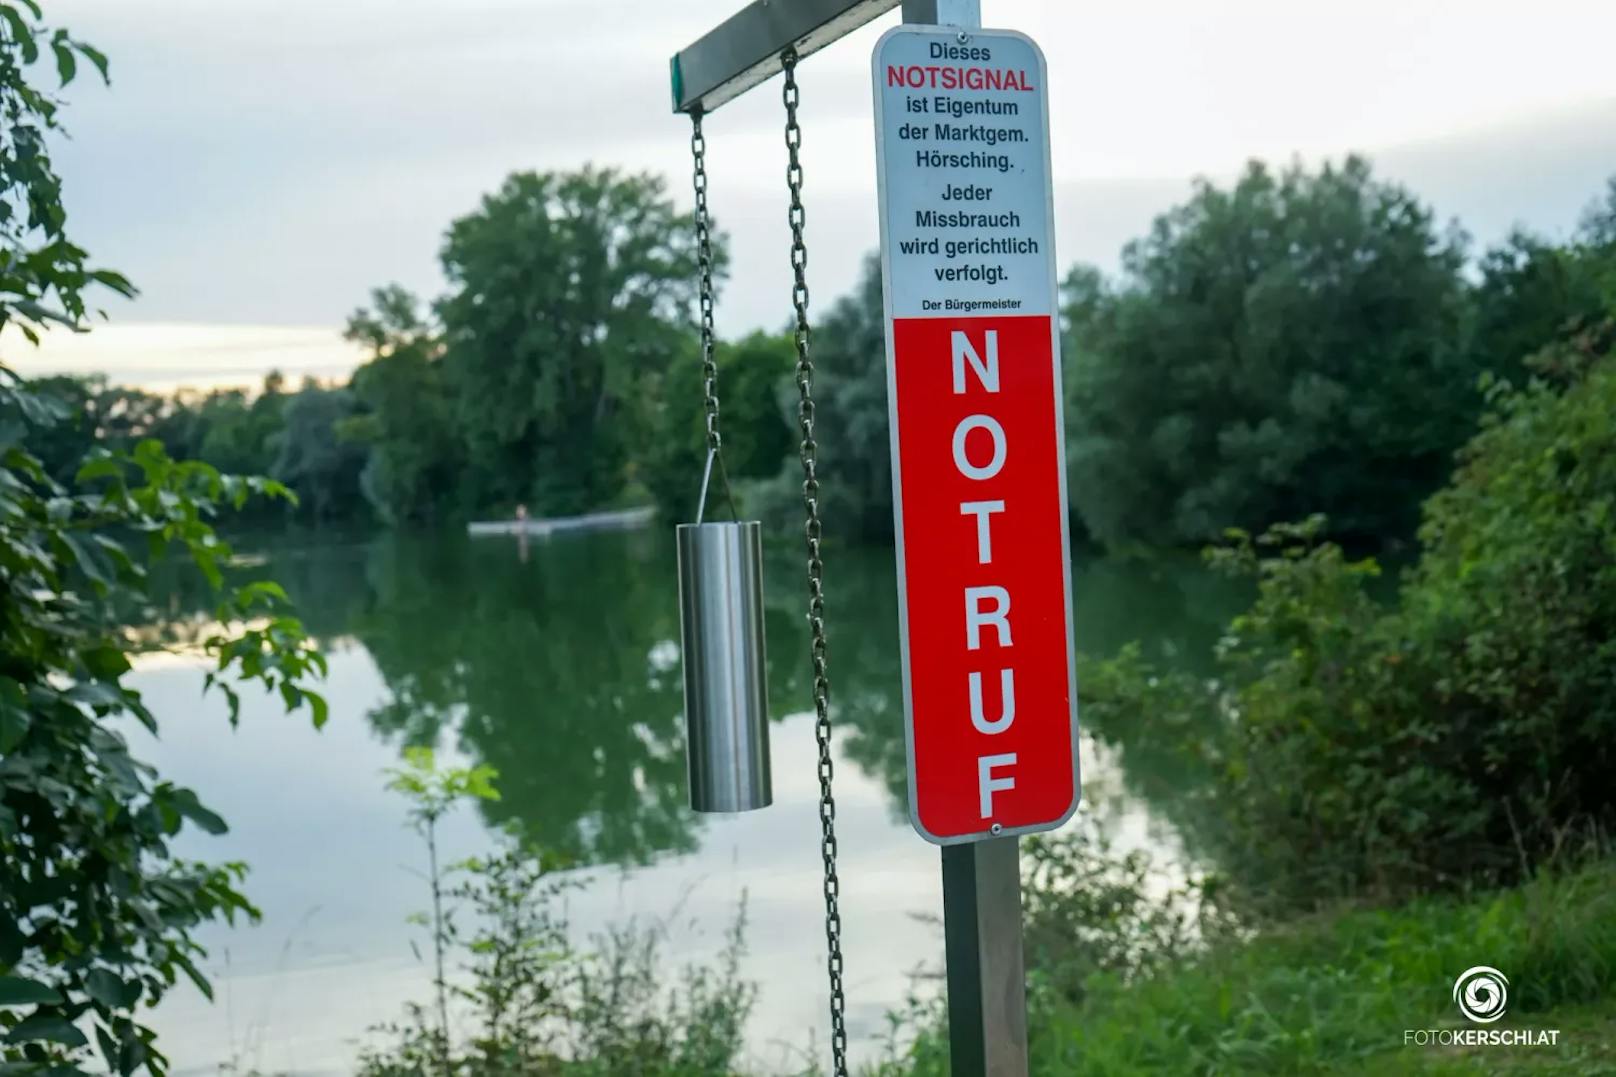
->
[[141, 529, 1248, 871], [143, 532, 374, 649], [347, 534, 1248, 865], [351, 530, 700, 865], [766, 544, 1248, 825]]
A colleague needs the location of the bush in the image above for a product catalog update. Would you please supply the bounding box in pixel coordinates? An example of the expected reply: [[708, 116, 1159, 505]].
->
[[1020, 816, 1234, 1008], [358, 884, 756, 1077], [360, 752, 756, 1077], [1082, 341, 1616, 911]]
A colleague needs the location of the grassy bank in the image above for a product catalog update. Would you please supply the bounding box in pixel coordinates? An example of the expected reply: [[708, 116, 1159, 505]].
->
[[1009, 858, 1616, 1075]]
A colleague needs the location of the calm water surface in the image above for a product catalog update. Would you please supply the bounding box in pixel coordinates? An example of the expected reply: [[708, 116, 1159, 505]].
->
[[129, 527, 1243, 1074]]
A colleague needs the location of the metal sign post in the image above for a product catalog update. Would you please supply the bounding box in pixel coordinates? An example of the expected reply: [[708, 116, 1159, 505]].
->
[[943, 834, 1028, 1075], [669, 2, 1065, 1073]]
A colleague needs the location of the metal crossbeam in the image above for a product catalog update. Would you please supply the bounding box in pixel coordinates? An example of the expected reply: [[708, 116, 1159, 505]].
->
[[670, 0, 899, 115], [669, 0, 984, 114]]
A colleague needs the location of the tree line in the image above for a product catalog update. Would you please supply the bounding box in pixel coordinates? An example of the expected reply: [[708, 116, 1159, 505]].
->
[[30, 159, 1616, 550]]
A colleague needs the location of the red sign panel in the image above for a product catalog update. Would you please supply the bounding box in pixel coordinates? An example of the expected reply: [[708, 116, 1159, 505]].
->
[[874, 27, 1079, 843]]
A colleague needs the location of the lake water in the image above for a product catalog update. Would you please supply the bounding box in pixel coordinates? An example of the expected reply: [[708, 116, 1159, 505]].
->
[[128, 526, 1244, 1075]]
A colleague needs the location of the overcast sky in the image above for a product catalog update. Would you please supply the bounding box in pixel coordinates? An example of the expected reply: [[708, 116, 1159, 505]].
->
[[12, 0, 1616, 388]]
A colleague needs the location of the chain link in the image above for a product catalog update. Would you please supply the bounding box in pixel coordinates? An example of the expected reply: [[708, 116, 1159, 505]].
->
[[690, 113, 721, 454], [783, 48, 848, 1077], [689, 111, 735, 520]]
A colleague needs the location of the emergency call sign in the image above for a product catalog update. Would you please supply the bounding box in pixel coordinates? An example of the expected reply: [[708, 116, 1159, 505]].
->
[[872, 26, 1079, 844]]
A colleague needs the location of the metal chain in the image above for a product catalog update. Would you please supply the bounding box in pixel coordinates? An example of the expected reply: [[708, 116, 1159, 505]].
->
[[783, 48, 848, 1077], [689, 111, 736, 521]]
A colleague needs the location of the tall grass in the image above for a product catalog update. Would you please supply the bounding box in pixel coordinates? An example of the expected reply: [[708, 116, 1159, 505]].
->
[[876, 857, 1616, 1075]]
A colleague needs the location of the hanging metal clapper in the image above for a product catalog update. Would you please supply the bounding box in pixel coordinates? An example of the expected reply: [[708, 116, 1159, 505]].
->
[[678, 447, 772, 814], [676, 110, 772, 814]]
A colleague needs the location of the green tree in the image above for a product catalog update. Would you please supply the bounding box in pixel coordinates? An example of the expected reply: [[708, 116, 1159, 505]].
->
[[0, 9, 327, 1070], [343, 285, 462, 525], [1471, 178, 1616, 388], [437, 168, 704, 516], [161, 379, 285, 478], [1064, 157, 1473, 549], [640, 330, 795, 520], [805, 254, 895, 542], [1576, 176, 1616, 255], [271, 380, 366, 523], [746, 254, 895, 543], [1472, 231, 1603, 385]]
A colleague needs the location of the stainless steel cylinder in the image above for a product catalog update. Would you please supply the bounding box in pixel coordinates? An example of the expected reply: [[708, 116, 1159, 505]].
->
[[676, 521, 773, 812]]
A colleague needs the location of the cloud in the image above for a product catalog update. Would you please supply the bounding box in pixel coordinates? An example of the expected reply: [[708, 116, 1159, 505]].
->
[[3, 324, 364, 393], [23, 0, 1616, 383]]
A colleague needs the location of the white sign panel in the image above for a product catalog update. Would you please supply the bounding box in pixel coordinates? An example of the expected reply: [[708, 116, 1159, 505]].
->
[[873, 27, 1056, 320]]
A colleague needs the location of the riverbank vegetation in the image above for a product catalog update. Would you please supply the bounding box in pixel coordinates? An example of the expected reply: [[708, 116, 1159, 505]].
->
[[359, 752, 756, 1077], [876, 321, 1616, 1072], [882, 852, 1616, 1075], [1083, 327, 1616, 913]]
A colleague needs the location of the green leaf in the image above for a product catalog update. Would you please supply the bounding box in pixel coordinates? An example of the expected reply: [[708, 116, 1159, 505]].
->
[[82, 645, 130, 680], [0, 679, 27, 752], [10, 300, 77, 332], [0, 418, 25, 453], [173, 955, 213, 1002], [0, 975, 62, 1005], [308, 691, 329, 730], [119, 1031, 151, 1074], [51, 41, 75, 84], [465, 765, 501, 802], [61, 531, 110, 588], [75, 41, 109, 82], [4, 1014, 87, 1048], [95, 1023, 118, 1070], [169, 788, 228, 836], [88, 267, 134, 296], [0, 708, 25, 754], [237, 579, 288, 606], [0, 8, 37, 66], [75, 454, 123, 483], [82, 969, 128, 1011], [66, 681, 125, 710], [92, 534, 138, 576]]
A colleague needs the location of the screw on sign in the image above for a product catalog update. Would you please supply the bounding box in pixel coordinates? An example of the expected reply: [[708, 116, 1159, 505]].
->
[[873, 25, 1079, 844]]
